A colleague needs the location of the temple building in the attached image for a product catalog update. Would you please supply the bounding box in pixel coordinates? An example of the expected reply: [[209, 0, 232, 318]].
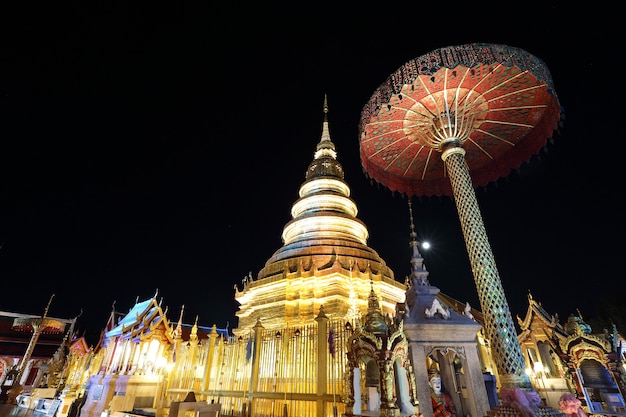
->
[[2, 100, 626, 417], [517, 293, 626, 414]]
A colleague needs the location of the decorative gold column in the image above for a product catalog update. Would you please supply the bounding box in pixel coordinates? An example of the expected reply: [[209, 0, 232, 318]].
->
[[247, 320, 263, 417], [315, 306, 329, 417]]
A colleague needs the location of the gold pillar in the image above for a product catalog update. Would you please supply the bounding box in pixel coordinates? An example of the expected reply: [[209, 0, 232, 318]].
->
[[315, 307, 329, 417], [248, 320, 263, 417]]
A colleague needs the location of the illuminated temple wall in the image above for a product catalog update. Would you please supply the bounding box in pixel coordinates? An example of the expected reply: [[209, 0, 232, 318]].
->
[[61, 293, 626, 417], [67, 300, 427, 417], [233, 259, 406, 333]]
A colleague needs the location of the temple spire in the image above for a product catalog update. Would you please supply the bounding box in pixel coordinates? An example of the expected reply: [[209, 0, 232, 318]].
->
[[407, 198, 430, 287], [315, 94, 335, 158], [364, 278, 388, 335], [321, 94, 330, 139], [43, 293, 55, 318], [173, 305, 185, 340]]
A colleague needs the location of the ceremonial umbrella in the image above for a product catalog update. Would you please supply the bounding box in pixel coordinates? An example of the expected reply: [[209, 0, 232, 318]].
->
[[358, 43, 562, 389], [12, 294, 66, 379], [359, 43, 561, 197]]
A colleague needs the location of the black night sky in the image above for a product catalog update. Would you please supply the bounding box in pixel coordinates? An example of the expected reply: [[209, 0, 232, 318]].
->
[[1, 2, 623, 346]]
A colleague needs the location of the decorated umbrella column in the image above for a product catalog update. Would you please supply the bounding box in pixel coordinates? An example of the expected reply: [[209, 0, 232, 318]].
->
[[3, 294, 66, 404], [12, 294, 67, 380], [359, 43, 562, 390]]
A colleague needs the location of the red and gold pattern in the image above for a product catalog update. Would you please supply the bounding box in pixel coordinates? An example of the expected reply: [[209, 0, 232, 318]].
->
[[359, 43, 561, 197]]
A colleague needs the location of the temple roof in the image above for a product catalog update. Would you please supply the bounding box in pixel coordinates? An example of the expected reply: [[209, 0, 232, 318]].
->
[[105, 294, 173, 344]]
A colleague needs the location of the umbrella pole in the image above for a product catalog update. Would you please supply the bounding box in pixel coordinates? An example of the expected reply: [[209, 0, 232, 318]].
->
[[442, 146, 532, 390]]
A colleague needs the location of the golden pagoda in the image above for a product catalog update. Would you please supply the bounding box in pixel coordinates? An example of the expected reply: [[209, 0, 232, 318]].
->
[[234, 95, 405, 333]]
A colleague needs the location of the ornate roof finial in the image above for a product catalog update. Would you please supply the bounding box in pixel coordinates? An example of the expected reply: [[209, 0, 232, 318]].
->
[[364, 278, 388, 335], [306, 95, 340, 181], [316, 94, 335, 153], [317, 304, 327, 319], [190, 315, 199, 341], [407, 198, 430, 286], [345, 259, 362, 322], [173, 305, 185, 340], [43, 294, 55, 318], [367, 278, 380, 313]]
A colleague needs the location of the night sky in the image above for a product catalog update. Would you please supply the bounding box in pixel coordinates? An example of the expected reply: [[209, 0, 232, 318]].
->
[[1, 2, 622, 346]]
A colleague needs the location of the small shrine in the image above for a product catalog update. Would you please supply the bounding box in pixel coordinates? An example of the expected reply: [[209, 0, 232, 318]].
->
[[401, 206, 491, 417], [344, 280, 417, 416]]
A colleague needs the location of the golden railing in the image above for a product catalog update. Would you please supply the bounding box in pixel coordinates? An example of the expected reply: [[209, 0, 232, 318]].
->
[[166, 318, 348, 417]]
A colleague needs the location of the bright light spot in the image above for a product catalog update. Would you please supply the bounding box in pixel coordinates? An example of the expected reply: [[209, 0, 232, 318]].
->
[[421, 241, 431, 250]]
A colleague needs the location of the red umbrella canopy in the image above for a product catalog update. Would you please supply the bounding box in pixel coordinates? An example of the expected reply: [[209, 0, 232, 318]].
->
[[359, 43, 562, 197], [12, 317, 66, 333]]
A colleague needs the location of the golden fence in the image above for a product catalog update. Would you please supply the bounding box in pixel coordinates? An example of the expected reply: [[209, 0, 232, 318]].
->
[[166, 319, 350, 417]]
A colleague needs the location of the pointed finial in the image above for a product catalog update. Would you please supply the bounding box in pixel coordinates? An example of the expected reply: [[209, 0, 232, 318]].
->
[[190, 316, 199, 340], [367, 279, 380, 313], [173, 305, 185, 339], [306, 94, 341, 181], [408, 198, 430, 286], [316, 304, 328, 319], [317, 94, 333, 146], [43, 294, 55, 318], [178, 305, 185, 322], [409, 198, 417, 242]]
